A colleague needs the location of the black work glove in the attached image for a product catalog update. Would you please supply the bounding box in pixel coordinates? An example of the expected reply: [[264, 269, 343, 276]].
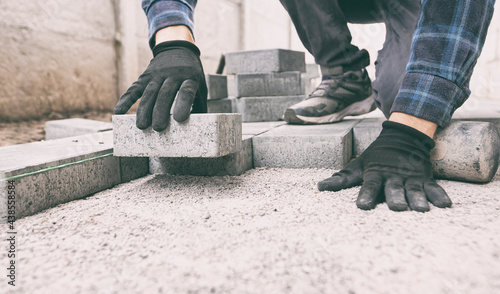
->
[[318, 121, 452, 212], [114, 40, 207, 131]]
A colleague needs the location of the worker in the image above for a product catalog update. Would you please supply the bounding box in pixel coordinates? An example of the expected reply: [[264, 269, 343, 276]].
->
[[114, 0, 495, 212]]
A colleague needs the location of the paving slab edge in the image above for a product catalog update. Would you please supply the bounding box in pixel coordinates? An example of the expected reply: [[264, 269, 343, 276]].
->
[[4, 116, 499, 221]]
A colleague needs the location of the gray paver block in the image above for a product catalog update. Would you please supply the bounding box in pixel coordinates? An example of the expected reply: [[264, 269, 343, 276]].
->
[[305, 63, 320, 79], [45, 118, 112, 140], [225, 49, 306, 74], [352, 118, 384, 157], [206, 74, 228, 100], [353, 119, 500, 183], [149, 135, 253, 176], [242, 121, 287, 136], [233, 95, 305, 122], [235, 72, 302, 97], [0, 131, 120, 222], [119, 157, 149, 183], [253, 120, 360, 169], [113, 114, 242, 158], [207, 98, 233, 114]]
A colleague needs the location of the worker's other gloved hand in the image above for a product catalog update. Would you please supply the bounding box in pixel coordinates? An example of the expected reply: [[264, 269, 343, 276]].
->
[[318, 121, 452, 212], [114, 40, 207, 131]]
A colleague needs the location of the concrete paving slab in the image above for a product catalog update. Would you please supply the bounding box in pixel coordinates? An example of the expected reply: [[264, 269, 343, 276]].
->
[[353, 119, 500, 183], [149, 122, 289, 176], [45, 118, 112, 140], [113, 114, 242, 158], [0, 130, 149, 222], [149, 135, 253, 176], [235, 72, 302, 97], [225, 49, 306, 74], [207, 97, 234, 114], [206, 74, 228, 100], [119, 157, 150, 183], [233, 95, 305, 122], [0, 131, 120, 222], [253, 120, 360, 169], [352, 118, 385, 157], [242, 121, 287, 136]]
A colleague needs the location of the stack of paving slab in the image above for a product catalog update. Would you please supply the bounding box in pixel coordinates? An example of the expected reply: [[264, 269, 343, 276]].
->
[[220, 49, 307, 122], [206, 74, 231, 113]]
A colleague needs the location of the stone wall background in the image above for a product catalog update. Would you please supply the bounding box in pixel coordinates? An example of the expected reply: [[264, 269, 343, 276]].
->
[[0, 0, 498, 122]]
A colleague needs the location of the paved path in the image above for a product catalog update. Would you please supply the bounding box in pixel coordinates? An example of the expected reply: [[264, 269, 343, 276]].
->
[[2, 168, 499, 293]]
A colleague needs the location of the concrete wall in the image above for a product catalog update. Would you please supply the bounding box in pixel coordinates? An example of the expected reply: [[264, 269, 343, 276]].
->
[[0, 0, 498, 122], [0, 0, 118, 122]]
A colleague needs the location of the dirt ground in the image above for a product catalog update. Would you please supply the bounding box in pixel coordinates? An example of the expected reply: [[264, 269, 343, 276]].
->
[[0, 111, 114, 147]]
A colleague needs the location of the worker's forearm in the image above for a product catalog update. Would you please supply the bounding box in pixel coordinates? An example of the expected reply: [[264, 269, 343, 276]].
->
[[389, 112, 438, 138], [155, 25, 194, 45]]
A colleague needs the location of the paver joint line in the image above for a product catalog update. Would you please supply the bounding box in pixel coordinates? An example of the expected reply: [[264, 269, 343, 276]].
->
[[0, 153, 114, 182]]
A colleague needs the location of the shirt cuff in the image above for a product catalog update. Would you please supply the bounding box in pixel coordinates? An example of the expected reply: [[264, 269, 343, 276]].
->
[[145, 1, 195, 50], [390, 72, 470, 127]]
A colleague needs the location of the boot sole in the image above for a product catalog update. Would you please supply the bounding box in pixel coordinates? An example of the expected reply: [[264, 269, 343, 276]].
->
[[283, 95, 377, 124]]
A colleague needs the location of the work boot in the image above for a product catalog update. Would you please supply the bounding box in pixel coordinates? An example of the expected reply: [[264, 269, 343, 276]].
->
[[283, 66, 375, 124]]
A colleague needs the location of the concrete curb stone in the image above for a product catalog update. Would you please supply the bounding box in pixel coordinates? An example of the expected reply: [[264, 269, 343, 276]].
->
[[353, 119, 500, 183]]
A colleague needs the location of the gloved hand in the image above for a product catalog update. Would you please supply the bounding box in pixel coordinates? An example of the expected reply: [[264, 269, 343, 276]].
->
[[318, 121, 452, 212], [114, 40, 207, 131]]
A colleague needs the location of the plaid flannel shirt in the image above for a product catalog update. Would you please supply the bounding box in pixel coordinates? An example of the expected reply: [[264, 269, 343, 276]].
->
[[142, 0, 197, 49], [391, 0, 495, 127], [143, 0, 495, 127]]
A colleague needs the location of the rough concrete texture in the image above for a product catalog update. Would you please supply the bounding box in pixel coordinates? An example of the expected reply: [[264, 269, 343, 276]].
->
[[206, 74, 228, 100], [0, 130, 149, 222], [235, 72, 302, 97], [353, 119, 500, 183], [242, 121, 287, 136], [2, 168, 499, 293], [0, 131, 119, 222], [352, 118, 385, 157], [45, 118, 113, 140], [0, 1, 117, 121], [432, 121, 500, 183], [113, 114, 242, 158], [302, 63, 321, 95], [253, 120, 359, 169], [207, 98, 233, 114], [233, 95, 305, 122], [225, 49, 306, 74], [119, 157, 150, 183], [148, 122, 289, 177], [150, 135, 253, 176], [451, 100, 500, 137]]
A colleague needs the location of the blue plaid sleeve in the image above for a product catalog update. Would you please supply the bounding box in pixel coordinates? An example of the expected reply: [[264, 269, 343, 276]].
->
[[142, 0, 197, 49], [391, 0, 495, 127]]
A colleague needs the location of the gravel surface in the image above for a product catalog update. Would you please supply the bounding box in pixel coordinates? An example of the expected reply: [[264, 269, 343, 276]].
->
[[1, 168, 499, 294]]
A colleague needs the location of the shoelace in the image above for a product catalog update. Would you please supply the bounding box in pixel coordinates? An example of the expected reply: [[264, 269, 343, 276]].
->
[[309, 77, 341, 98]]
